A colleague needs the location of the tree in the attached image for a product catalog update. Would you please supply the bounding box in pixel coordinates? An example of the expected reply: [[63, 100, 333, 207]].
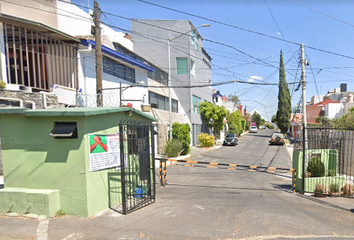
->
[[227, 110, 243, 136], [276, 50, 291, 134], [333, 107, 354, 129], [251, 112, 262, 127], [227, 94, 241, 104], [172, 123, 190, 155], [200, 101, 228, 136]]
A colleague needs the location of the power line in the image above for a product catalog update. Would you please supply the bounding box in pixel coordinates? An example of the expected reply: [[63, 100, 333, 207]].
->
[[137, 0, 354, 61], [290, 0, 354, 28]]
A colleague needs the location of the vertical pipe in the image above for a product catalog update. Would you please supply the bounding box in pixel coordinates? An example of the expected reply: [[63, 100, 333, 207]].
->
[[24, 28, 31, 86], [159, 161, 163, 186], [4, 24, 12, 83], [18, 27, 24, 86], [151, 125, 156, 198], [163, 161, 167, 186]]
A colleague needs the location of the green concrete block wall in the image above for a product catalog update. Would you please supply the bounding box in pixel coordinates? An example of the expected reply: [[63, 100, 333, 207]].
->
[[0, 109, 156, 217], [0, 188, 60, 217], [292, 149, 339, 193]]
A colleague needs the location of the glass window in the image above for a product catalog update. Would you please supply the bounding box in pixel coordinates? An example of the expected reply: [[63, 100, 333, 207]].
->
[[158, 94, 165, 110], [190, 60, 195, 78], [193, 95, 201, 114], [191, 30, 199, 50], [172, 99, 178, 113], [149, 92, 158, 108], [149, 91, 178, 113], [176, 57, 188, 75], [103, 56, 135, 83]]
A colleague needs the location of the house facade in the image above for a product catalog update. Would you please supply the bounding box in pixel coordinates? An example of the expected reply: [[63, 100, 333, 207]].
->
[[131, 20, 212, 145]]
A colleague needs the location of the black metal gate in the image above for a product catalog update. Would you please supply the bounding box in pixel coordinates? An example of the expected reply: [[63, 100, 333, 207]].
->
[[295, 125, 354, 197], [114, 120, 156, 214]]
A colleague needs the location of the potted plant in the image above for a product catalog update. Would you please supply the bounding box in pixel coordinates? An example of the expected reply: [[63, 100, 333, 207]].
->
[[342, 183, 354, 197], [328, 183, 341, 196], [314, 183, 327, 197]]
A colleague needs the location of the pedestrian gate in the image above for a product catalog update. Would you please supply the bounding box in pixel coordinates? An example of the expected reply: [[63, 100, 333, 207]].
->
[[111, 120, 156, 214]]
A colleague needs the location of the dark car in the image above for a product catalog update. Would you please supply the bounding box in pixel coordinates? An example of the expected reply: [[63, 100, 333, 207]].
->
[[223, 133, 238, 146], [269, 133, 285, 145]]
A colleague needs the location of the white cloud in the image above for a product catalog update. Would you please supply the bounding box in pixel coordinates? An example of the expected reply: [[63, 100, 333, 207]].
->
[[248, 76, 263, 82], [277, 32, 281, 36]]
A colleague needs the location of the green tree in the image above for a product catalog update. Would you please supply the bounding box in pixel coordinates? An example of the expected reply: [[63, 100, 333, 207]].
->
[[333, 107, 354, 129], [315, 116, 331, 125], [172, 123, 191, 155], [276, 50, 291, 134], [227, 110, 243, 136], [271, 114, 277, 125], [251, 112, 262, 128], [227, 94, 241, 104], [200, 101, 228, 136]]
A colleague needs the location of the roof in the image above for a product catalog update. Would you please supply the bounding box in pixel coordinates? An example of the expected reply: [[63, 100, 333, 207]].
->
[[0, 107, 157, 122], [0, 13, 80, 43], [81, 39, 155, 73], [314, 98, 339, 107]]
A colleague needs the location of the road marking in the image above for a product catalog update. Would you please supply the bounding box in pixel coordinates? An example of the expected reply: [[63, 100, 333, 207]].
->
[[36, 218, 49, 240]]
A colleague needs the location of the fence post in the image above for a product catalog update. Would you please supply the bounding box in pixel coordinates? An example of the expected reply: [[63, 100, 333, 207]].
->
[[302, 124, 306, 194]]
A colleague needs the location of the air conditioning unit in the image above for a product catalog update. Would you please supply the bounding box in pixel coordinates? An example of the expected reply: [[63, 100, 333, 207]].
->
[[51, 84, 79, 106]]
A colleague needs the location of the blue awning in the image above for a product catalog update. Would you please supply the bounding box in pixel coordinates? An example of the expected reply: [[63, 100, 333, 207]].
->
[[81, 39, 154, 72]]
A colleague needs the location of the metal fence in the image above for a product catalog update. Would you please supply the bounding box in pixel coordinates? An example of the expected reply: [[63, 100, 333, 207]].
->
[[295, 126, 354, 197], [110, 120, 156, 214]]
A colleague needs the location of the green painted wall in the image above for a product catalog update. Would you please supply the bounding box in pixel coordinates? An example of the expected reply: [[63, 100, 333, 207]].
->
[[0, 109, 155, 217], [292, 149, 340, 193]]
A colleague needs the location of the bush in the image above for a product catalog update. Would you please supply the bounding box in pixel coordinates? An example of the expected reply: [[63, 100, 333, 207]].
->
[[314, 183, 326, 194], [172, 123, 191, 155], [307, 156, 325, 177], [163, 139, 184, 158], [228, 123, 238, 135], [198, 133, 215, 147], [329, 183, 340, 193]]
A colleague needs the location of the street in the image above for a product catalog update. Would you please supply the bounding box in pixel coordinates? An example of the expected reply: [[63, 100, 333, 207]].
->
[[1, 129, 354, 239]]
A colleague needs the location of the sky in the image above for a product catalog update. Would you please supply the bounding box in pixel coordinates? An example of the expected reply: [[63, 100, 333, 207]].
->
[[72, 0, 354, 121]]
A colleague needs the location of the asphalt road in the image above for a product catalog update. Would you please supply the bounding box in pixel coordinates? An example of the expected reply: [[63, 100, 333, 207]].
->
[[1, 129, 354, 240]]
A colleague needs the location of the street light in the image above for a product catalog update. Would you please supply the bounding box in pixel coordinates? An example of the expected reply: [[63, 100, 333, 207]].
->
[[168, 24, 210, 140], [120, 81, 145, 107]]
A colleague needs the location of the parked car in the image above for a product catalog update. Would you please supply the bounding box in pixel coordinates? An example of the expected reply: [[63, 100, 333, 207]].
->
[[223, 133, 238, 146], [250, 126, 258, 133], [269, 133, 285, 145]]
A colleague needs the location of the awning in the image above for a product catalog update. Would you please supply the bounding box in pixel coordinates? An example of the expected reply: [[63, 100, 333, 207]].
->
[[0, 13, 80, 43], [81, 39, 155, 73]]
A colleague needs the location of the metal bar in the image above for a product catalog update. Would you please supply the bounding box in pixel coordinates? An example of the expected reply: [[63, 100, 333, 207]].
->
[[24, 28, 30, 86], [36, 32, 41, 89], [150, 125, 156, 198], [119, 124, 126, 214], [11, 25, 18, 84], [4, 24, 12, 83], [302, 124, 306, 194], [46, 36, 53, 89], [31, 30, 37, 88], [40, 33, 46, 89], [18, 27, 24, 85]]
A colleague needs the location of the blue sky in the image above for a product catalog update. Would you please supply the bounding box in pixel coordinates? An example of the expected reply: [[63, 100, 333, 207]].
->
[[72, 0, 354, 121]]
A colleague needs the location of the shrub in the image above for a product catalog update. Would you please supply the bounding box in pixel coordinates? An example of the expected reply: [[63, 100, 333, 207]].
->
[[163, 139, 184, 158], [172, 123, 191, 155], [0, 80, 6, 89], [198, 133, 215, 147], [307, 156, 325, 177], [314, 183, 326, 194], [228, 123, 238, 135], [329, 183, 340, 193], [342, 183, 354, 196]]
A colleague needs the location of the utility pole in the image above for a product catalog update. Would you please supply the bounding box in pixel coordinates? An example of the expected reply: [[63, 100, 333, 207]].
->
[[94, 1, 102, 107], [301, 43, 307, 130], [301, 43, 307, 193]]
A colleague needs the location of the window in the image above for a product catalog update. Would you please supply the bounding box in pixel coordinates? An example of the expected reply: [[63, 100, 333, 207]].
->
[[193, 95, 201, 114], [191, 29, 199, 50], [148, 67, 168, 85], [190, 60, 195, 78], [103, 56, 135, 83], [176, 57, 188, 75], [50, 122, 77, 139], [149, 91, 178, 113]]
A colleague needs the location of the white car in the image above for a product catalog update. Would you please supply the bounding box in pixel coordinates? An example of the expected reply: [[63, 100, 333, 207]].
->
[[250, 126, 258, 133]]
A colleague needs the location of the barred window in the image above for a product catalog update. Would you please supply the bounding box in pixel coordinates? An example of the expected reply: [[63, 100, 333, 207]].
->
[[103, 56, 135, 83]]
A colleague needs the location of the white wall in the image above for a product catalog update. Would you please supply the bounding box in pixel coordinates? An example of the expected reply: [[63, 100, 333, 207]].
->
[[325, 103, 344, 119]]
